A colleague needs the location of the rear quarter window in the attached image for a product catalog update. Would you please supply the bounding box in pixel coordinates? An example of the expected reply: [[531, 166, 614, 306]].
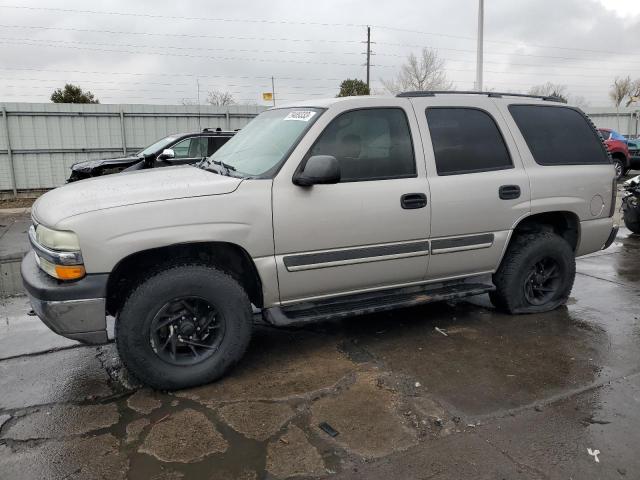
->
[[509, 105, 609, 165]]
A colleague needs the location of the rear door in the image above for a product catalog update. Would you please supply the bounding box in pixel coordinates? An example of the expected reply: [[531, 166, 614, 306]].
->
[[411, 97, 531, 280]]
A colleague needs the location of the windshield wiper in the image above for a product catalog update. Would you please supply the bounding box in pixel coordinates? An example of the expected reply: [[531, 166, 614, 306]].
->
[[208, 159, 239, 177]]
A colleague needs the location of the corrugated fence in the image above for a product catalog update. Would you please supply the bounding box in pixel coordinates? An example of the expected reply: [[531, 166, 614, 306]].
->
[[1, 102, 638, 194], [0, 102, 266, 193]]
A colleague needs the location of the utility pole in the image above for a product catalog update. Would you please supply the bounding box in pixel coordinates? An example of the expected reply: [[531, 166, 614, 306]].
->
[[271, 76, 276, 106], [366, 26, 371, 90], [475, 0, 484, 91], [196, 77, 202, 131]]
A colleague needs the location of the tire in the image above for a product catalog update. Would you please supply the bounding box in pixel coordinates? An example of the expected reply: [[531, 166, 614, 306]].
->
[[116, 264, 252, 390], [490, 231, 576, 314], [613, 158, 626, 180]]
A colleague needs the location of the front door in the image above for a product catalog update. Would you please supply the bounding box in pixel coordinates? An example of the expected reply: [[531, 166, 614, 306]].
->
[[272, 105, 431, 304]]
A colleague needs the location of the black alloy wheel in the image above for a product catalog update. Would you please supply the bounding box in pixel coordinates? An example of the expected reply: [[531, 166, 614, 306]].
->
[[150, 296, 226, 366]]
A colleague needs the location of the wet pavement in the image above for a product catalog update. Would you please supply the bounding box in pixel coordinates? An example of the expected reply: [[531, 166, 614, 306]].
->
[[0, 229, 639, 479]]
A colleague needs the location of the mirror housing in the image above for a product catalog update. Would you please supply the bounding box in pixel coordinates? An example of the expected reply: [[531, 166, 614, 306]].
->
[[293, 155, 341, 186], [157, 148, 175, 161]]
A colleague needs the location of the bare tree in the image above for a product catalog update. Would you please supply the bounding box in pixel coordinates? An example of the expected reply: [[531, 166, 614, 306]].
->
[[382, 48, 453, 94], [528, 82, 568, 102], [610, 76, 632, 130], [180, 98, 198, 106], [626, 78, 640, 107], [206, 90, 236, 106]]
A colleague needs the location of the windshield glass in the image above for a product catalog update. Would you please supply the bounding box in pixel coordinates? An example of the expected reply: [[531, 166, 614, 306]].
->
[[200, 108, 322, 177], [610, 130, 626, 141], [137, 135, 180, 157]]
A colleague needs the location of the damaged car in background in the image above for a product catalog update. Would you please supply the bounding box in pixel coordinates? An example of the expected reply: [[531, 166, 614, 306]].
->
[[67, 128, 236, 182]]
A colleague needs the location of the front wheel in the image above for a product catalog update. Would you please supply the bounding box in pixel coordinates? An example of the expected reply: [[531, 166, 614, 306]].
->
[[116, 264, 253, 390], [490, 231, 576, 314]]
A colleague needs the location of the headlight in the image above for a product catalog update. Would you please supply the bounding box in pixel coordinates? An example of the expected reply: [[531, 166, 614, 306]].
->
[[36, 225, 81, 251], [30, 225, 85, 280]]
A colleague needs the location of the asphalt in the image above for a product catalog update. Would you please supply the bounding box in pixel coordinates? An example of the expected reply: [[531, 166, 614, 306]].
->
[[0, 226, 638, 479]]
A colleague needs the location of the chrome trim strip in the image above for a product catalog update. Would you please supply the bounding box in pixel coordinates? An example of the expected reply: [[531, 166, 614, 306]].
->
[[430, 233, 494, 255], [283, 240, 430, 272], [286, 250, 430, 272], [28, 226, 83, 266]]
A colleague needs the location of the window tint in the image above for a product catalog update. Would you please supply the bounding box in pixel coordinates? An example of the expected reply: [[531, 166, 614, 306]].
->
[[308, 108, 415, 182], [170, 137, 208, 158], [426, 108, 512, 176], [509, 105, 609, 165], [207, 136, 232, 156]]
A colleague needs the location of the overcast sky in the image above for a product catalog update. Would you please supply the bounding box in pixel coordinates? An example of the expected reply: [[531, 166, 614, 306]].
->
[[1, 0, 639, 107]]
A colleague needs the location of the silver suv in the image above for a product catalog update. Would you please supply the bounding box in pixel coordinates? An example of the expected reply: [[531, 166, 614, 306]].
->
[[22, 92, 618, 390]]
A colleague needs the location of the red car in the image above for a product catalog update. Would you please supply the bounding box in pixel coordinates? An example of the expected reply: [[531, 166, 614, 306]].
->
[[598, 128, 630, 179]]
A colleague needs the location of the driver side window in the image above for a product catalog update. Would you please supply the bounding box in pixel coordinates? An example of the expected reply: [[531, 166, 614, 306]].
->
[[308, 108, 416, 182]]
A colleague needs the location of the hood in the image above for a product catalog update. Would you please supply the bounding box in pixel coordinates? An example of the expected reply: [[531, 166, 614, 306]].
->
[[71, 156, 142, 172], [33, 166, 243, 226]]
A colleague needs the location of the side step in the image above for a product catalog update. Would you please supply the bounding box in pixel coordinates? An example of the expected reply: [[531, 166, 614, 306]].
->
[[263, 279, 495, 327]]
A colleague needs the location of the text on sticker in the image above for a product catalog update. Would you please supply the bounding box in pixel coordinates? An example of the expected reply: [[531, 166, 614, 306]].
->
[[284, 111, 317, 121]]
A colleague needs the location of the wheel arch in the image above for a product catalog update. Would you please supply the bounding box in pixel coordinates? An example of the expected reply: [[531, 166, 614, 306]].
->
[[106, 241, 263, 316], [510, 210, 581, 252]]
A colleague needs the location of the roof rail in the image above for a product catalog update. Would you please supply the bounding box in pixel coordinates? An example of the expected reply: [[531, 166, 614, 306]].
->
[[202, 127, 223, 133], [396, 90, 566, 103]]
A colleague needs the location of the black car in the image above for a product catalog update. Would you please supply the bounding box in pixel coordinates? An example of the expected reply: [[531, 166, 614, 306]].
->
[[68, 128, 236, 182]]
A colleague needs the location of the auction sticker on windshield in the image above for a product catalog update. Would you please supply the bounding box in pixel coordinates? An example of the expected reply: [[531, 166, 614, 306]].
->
[[284, 111, 317, 122]]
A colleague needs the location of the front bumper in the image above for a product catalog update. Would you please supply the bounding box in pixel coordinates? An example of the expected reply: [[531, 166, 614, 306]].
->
[[21, 252, 110, 344]]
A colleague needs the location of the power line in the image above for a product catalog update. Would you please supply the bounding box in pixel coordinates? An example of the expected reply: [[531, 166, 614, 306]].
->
[[0, 36, 362, 57], [0, 67, 346, 82], [0, 38, 389, 68], [2, 4, 639, 57], [0, 5, 365, 28], [0, 24, 362, 44]]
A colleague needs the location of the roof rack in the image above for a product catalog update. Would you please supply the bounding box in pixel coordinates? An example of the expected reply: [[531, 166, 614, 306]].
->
[[396, 90, 566, 103], [202, 127, 223, 132]]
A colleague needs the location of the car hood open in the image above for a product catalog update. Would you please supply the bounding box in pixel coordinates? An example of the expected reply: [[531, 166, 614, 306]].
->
[[33, 166, 243, 227]]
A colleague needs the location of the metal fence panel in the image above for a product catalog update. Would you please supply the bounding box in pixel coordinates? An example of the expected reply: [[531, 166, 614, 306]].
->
[[0, 102, 266, 191]]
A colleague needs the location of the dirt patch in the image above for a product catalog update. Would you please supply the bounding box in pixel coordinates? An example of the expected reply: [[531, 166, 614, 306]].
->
[[0, 433, 128, 480], [139, 408, 227, 463], [311, 372, 417, 458], [218, 401, 295, 441], [2, 403, 119, 440], [266, 424, 325, 478], [127, 389, 162, 415]]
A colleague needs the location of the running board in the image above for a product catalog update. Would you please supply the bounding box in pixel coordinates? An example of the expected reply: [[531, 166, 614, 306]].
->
[[263, 280, 495, 327]]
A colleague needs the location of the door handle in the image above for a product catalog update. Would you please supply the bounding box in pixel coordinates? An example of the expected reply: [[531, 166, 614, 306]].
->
[[401, 193, 428, 209], [499, 185, 521, 200]]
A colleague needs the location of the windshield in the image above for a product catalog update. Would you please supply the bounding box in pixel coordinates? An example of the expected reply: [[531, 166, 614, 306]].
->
[[200, 108, 322, 177], [610, 130, 627, 141], [136, 135, 180, 157]]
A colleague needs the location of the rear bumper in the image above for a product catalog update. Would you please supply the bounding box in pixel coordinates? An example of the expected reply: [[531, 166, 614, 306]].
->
[[602, 224, 619, 251], [21, 252, 109, 344]]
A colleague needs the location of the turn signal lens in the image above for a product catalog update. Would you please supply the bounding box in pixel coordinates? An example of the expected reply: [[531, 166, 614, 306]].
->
[[54, 264, 86, 280]]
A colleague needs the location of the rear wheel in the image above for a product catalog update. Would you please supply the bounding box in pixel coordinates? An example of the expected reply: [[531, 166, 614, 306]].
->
[[116, 264, 252, 390], [490, 231, 575, 314]]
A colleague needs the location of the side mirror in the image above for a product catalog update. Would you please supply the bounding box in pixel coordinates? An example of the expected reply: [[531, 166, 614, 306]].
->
[[157, 148, 175, 161], [293, 155, 341, 186]]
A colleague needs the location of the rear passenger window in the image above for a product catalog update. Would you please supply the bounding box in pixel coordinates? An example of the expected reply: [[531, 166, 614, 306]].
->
[[426, 108, 512, 176], [509, 105, 609, 165], [308, 108, 416, 182]]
